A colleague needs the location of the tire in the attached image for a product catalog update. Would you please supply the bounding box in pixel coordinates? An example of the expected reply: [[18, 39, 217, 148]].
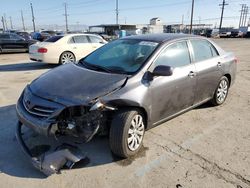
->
[[109, 109, 146, 158], [59, 51, 76, 65], [211, 76, 229, 106]]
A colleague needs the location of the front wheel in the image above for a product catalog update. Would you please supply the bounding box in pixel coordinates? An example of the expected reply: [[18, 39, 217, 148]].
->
[[59, 52, 76, 65], [109, 109, 145, 158], [211, 76, 229, 106]]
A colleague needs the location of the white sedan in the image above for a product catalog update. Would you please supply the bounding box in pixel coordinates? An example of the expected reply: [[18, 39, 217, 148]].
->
[[29, 33, 107, 64]]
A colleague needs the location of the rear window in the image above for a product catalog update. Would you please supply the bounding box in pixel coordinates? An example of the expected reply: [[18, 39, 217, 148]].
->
[[45, 36, 63, 42], [190, 40, 219, 62], [89, 36, 103, 43]]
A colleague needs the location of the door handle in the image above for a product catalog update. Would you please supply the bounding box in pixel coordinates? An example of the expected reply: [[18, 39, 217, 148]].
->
[[217, 62, 222, 67], [188, 71, 196, 78]]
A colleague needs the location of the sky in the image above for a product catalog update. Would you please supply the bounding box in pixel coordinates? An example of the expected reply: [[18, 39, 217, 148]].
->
[[1, 0, 250, 31]]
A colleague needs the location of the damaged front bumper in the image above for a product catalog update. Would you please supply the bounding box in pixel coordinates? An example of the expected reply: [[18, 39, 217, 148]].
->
[[16, 121, 86, 176]]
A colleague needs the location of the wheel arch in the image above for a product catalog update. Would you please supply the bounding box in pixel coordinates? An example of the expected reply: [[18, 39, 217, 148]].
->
[[224, 73, 231, 87], [106, 99, 149, 129], [59, 50, 76, 64]]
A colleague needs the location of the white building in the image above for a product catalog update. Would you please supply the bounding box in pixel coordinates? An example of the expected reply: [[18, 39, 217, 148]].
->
[[136, 17, 164, 34]]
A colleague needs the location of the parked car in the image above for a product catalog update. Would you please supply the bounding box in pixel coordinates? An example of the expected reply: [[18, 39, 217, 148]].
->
[[29, 33, 107, 64], [16, 31, 32, 40], [41, 30, 56, 36], [0, 33, 37, 53], [219, 29, 239, 38], [16, 34, 237, 175]]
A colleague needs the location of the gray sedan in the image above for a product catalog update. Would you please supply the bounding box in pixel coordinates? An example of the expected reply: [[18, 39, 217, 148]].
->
[[16, 34, 237, 175]]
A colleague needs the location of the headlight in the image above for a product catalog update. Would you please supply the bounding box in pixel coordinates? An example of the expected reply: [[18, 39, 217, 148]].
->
[[90, 100, 116, 111]]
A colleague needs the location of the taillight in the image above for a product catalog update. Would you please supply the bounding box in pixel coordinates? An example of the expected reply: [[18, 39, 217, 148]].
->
[[38, 48, 47, 53], [234, 57, 238, 64]]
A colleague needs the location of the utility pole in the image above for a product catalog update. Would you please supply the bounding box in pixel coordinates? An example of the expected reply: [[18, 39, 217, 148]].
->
[[63, 3, 69, 33], [239, 4, 245, 28], [190, 0, 194, 34], [9, 16, 13, 29], [4, 13, 8, 31], [219, 0, 228, 31], [30, 3, 36, 32], [243, 6, 249, 27], [21, 10, 26, 31], [116, 0, 119, 25], [1, 16, 5, 32]]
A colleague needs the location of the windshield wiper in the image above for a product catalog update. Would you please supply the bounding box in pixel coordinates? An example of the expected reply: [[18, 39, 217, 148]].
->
[[79, 61, 112, 73]]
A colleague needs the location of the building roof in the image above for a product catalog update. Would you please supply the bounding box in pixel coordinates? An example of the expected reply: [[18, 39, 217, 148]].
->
[[122, 33, 199, 43], [150, 17, 160, 21]]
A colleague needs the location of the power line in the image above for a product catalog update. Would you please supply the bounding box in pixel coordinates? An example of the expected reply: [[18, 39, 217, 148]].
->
[[30, 3, 36, 32], [219, 0, 229, 30]]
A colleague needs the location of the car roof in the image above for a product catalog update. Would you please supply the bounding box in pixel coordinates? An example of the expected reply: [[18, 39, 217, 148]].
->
[[64, 33, 102, 38], [122, 33, 200, 43]]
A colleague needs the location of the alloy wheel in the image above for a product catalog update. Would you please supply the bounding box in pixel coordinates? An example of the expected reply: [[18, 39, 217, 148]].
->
[[127, 114, 145, 151], [61, 52, 75, 64], [216, 79, 228, 103]]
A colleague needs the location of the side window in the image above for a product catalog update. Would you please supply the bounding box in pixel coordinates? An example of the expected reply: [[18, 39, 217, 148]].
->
[[0, 34, 10, 39], [154, 41, 191, 68], [73, 36, 89, 43], [89, 36, 103, 43], [68, 37, 74, 43], [10, 34, 22, 40], [190, 40, 218, 62]]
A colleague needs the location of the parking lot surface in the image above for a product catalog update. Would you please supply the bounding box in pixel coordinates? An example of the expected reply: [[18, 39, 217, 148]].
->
[[0, 39, 250, 188]]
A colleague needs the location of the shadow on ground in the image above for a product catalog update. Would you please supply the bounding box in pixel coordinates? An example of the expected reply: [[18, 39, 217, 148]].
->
[[0, 62, 57, 72], [0, 104, 128, 179], [195, 102, 214, 109]]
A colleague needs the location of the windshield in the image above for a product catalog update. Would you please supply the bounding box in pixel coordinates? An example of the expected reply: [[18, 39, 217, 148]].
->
[[80, 39, 159, 74]]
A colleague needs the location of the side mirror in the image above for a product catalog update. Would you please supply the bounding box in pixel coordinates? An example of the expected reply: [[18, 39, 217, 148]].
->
[[143, 65, 173, 81], [152, 65, 173, 77]]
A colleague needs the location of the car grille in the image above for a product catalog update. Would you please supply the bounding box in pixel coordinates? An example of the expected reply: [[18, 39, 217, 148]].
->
[[22, 99, 55, 118]]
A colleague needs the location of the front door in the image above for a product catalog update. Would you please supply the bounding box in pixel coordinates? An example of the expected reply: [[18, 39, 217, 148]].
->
[[149, 41, 197, 124]]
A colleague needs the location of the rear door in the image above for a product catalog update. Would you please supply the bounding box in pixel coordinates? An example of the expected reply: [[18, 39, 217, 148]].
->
[[88, 35, 105, 50], [69, 35, 93, 59], [9, 34, 28, 50], [189, 39, 223, 104], [150, 40, 197, 124]]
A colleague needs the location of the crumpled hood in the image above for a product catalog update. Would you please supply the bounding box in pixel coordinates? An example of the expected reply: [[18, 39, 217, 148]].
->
[[30, 64, 128, 105]]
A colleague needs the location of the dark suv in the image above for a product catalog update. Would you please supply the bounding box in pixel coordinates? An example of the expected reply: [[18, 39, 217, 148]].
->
[[0, 33, 37, 53], [16, 34, 237, 175]]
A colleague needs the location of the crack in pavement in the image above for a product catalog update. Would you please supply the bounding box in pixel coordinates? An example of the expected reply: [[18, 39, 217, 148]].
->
[[148, 131, 250, 187]]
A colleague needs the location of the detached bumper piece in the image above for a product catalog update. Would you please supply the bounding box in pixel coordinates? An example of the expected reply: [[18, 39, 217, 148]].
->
[[16, 121, 86, 176]]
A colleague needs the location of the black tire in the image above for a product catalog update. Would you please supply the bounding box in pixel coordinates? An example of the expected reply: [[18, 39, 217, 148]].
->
[[109, 109, 145, 158], [211, 76, 229, 106], [59, 51, 76, 65]]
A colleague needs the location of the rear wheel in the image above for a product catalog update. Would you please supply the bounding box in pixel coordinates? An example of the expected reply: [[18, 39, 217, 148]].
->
[[211, 76, 229, 106], [109, 109, 145, 158], [59, 52, 76, 64]]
